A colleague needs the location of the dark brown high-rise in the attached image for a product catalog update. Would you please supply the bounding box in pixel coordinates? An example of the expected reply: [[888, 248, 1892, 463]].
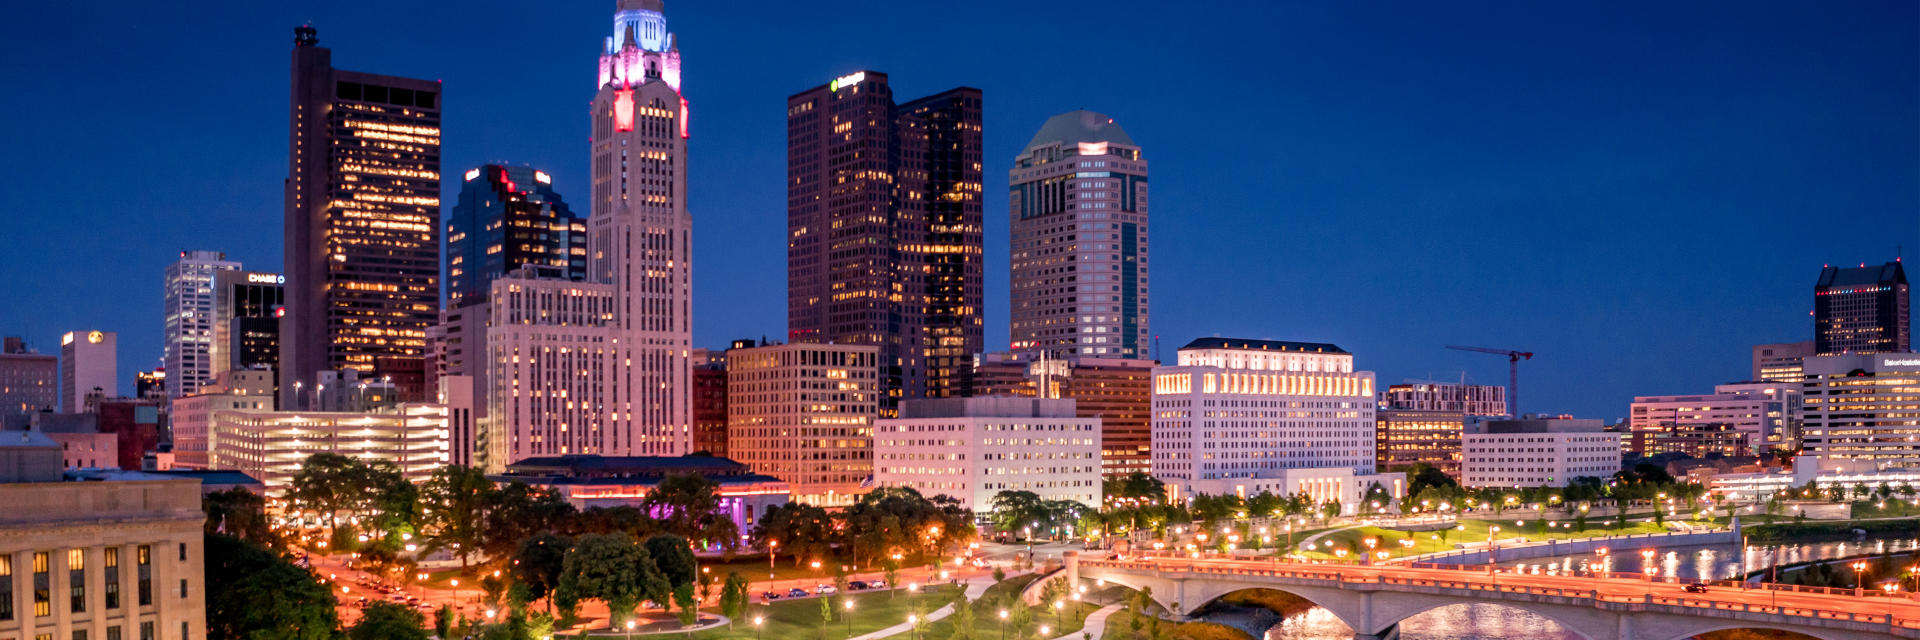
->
[[787, 71, 982, 413], [282, 26, 442, 406]]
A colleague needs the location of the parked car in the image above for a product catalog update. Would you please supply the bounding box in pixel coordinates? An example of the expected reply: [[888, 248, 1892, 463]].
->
[[762, 591, 784, 601], [1682, 584, 1708, 594], [848, 581, 869, 590], [788, 588, 809, 598], [815, 585, 838, 595], [867, 579, 887, 589]]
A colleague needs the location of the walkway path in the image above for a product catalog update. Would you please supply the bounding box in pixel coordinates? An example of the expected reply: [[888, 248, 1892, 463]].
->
[[1297, 524, 1366, 548], [1047, 604, 1122, 640], [847, 575, 1003, 640]]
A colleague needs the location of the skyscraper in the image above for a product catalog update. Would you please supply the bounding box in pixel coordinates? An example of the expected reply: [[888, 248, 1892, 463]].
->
[[210, 270, 284, 381], [1814, 260, 1910, 355], [446, 164, 586, 308], [1009, 110, 1148, 359], [282, 26, 442, 407], [163, 251, 239, 398], [61, 330, 116, 412], [787, 71, 983, 410]]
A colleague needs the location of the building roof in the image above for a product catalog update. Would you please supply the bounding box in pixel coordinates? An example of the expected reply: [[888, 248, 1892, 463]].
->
[[149, 469, 264, 487], [1024, 110, 1134, 152], [1179, 337, 1349, 354], [1816, 261, 1907, 288], [503, 454, 755, 477], [0, 430, 58, 448]]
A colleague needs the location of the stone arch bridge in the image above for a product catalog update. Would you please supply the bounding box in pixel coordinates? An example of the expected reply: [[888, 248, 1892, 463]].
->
[[1065, 553, 1914, 640]]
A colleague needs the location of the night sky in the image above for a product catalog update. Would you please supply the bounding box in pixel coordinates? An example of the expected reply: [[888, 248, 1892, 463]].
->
[[2, 1, 1914, 420]]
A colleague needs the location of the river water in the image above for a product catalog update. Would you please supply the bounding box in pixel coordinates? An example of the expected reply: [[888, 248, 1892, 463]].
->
[[1235, 534, 1920, 640]]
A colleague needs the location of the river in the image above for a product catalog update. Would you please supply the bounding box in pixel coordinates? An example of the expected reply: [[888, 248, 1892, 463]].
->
[[1224, 534, 1920, 639]]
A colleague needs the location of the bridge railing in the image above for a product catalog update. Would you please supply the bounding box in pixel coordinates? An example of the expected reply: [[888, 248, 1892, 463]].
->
[[1079, 559, 1920, 631]]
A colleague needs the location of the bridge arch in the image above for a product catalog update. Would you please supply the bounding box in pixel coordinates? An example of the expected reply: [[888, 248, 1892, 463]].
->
[[1652, 624, 1844, 640], [1181, 586, 1364, 635], [1375, 600, 1602, 640]]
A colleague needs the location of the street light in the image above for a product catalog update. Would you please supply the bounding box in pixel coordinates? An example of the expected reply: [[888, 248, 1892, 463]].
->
[[755, 615, 765, 640], [626, 618, 637, 640], [909, 614, 920, 640], [1854, 561, 1869, 595], [999, 609, 1009, 640], [845, 599, 855, 639]]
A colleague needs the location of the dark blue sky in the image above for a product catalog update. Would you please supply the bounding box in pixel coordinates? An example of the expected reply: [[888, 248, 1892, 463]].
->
[[2, 1, 1915, 419]]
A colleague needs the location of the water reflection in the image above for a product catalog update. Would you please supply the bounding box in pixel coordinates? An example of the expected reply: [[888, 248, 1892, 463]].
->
[[1486, 535, 1920, 581], [1260, 603, 1586, 640]]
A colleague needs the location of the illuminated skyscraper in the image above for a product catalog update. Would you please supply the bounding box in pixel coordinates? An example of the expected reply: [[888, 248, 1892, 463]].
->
[[1814, 260, 1910, 355], [163, 251, 239, 398], [1009, 110, 1148, 359], [446, 164, 585, 308], [281, 25, 441, 407], [787, 71, 983, 411]]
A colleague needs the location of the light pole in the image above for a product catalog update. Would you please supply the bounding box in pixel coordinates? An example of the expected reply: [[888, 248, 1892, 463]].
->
[[909, 614, 920, 640], [845, 599, 855, 639], [755, 615, 765, 640], [626, 619, 637, 640], [1854, 561, 1869, 597], [999, 609, 1009, 640]]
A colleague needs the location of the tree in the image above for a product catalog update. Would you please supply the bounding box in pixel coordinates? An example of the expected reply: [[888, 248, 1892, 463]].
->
[[1405, 463, 1459, 500], [288, 452, 369, 530], [754, 502, 836, 566], [203, 533, 339, 640], [365, 461, 417, 544], [556, 533, 659, 628], [203, 487, 281, 549], [643, 472, 740, 552], [435, 605, 455, 639], [720, 572, 749, 629], [350, 602, 430, 640], [883, 557, 902, 599], [673, 583, 699, 626], [419, 465, 496, 569], [645, 533, 700, 609], [512, 532, 572, 615], [485, 482, 576, 561], [948, 592, 977, 640]]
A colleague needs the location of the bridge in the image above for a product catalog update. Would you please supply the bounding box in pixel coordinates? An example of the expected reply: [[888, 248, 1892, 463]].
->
[[1065, 552, 1916, 640]]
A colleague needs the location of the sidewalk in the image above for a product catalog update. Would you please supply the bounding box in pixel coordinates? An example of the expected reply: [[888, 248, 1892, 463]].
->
[[1048, 604, 1122, 640]]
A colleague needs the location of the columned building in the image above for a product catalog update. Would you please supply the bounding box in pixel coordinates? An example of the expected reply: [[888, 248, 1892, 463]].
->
[[787, 71, 983, 411], [163, 251, 239, 398], [282, 25, 441, 408], [1009, 111, 1148, 360], [726, 342, 878, 507], [1814, 261, 1909, 355]]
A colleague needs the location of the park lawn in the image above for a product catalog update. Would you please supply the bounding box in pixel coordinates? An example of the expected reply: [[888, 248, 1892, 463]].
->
[[673, 584, 962, 640], [917, 574, 1103, 640], [699, 552, 948, 582], [1296, 518, 1668, 561], [1852, 499, 1920, 519], [1102, 611, 1252, 640]]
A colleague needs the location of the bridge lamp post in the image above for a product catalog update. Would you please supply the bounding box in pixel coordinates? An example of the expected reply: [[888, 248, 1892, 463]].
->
[[1486, 525, 1502, 569], [1641, 550, 1656, 582], [1884, 583, 1898, 620], [1853, 561, 1869, 596]]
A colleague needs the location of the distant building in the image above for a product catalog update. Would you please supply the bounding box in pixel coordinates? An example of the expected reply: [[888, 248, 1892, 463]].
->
[[95, 398, 165, 470], [726, 342, 878, 507], [1008, 110, 1149, 360], [446, 164, 585, 309], [168, 369, 277, 469], [1461, 419, 1622, 488], [0, 430, 207, 640], [493, 455, 787, 544], [787, 70, 984, 410], [1152, 338, 1397, 510], [135, 369, 167, 400], [61, 330, 117, 412], [1375, 409, 1465, 477], [1751, 341, 1814, 384], [970, 352, 1154, 477], [1814, 261, 1909, 355], [210, 404, 449, 493], [281, 25, 442, 407], [1628, 383, 1799, 457], [1799, 352, 1920, 470], [691, 347, 731, 458], [1381, 382, 1508, 417], [874, 397, 1102, 516], [210, 270, 283, 384], [0, 336, 58, 416], [163, 251, 240, 397], [47, 431, 119, 469]]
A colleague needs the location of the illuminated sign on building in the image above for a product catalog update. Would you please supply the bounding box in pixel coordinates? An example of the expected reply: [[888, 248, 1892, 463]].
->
[[246, 273, 286, 285], [534, 171, 552, 184], [1883, 357, 1920, 367], [1077, 142, 1109, 156], [464, 168, 481, 181], [828, 71, 866, 92]]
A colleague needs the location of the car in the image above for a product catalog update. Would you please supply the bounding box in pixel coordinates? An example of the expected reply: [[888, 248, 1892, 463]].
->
[[867, 579, 887, 589], [788, 588, 809, 598], [762, 591, 783, 601], [815, 585, 838, 595], [848, 581, 869, 590], [1682, 584, 1708, 594], [970, 558, 989, 568]]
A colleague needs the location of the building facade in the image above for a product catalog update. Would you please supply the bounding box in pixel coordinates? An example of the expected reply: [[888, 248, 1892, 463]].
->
[[446, 164, 586, 309], [0, 449, 206, 640], [1799, 352, 1920, 469], [1627, 383, 1799, 457], [210, 270, 283, 384], [691, 347, 731, 458], [873, 397, 1101, 515], [1374, 409, 1464, 477], [481, 271, 623, 471], [1752, 341, 1814, 384], [1380, 382, 1508, 417], [970, 352, 1154, 477], [1150, 338, 1381, 503], [282, 26, 442, 407], [1814, 261, 1910, 355], [1460, 419, 1622, 488], [0, 337, 57, 416], [163, 251, 240, 398], [1008, 110, 1148, 360], [725, 342, 878, 507], [787, 70, 983, 410], [167, 370, 276, 469], [60, 331, 116, 413], [209, 404, 449, 492]]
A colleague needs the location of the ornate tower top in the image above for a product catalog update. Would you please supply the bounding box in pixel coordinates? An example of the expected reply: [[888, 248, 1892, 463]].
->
[[599, 0, 681, 92]]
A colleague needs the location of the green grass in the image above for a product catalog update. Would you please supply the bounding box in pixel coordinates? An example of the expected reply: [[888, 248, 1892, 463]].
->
[[917, 574, 1103, 640], [1295, 518, 1669, 561], [699, 552, 946, 582], [574, 584, 962, 640], [1102, 611, 1253, 640], [1851, 499, 1920, 519]]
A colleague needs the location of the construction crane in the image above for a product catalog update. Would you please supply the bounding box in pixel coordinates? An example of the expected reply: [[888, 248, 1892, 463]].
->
[[1445, 345, 1533, 418]]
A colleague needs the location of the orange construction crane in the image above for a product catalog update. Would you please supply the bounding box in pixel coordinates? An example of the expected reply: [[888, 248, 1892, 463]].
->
[[1445, 345, 1533, 418]]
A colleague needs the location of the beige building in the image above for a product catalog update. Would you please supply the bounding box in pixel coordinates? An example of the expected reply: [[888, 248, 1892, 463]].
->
[[874, 397, 1101, 516], [726, 343, 878, 507], [211, 404, 448, 493], [168, 369, 277, 469], [0, 432, 206, 640]]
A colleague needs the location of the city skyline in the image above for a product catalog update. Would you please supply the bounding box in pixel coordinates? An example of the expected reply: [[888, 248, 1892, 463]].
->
[[1, 0, 1916, 420]]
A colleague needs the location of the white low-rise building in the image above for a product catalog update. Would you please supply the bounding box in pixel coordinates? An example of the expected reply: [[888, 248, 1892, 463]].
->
[[1461, 419, 1622, 488], [210, 404, 449, 493], [874, 397, 1101, 516]]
